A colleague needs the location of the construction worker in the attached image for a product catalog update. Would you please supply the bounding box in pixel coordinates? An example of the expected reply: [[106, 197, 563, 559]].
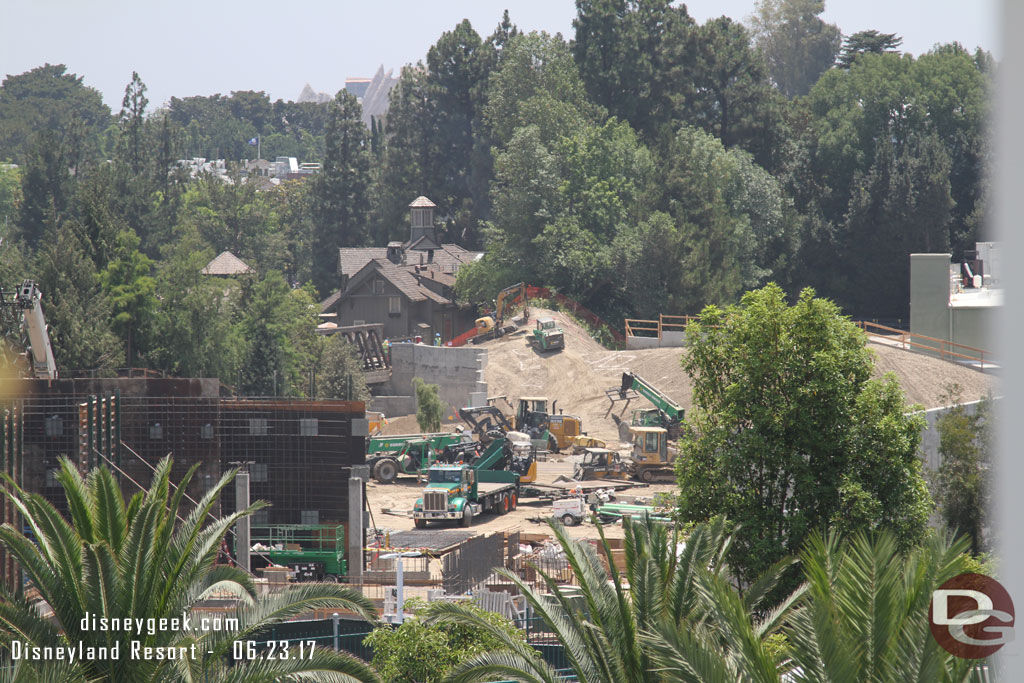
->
[[382, 338, 390, 364], [434, 333, 442, 347]]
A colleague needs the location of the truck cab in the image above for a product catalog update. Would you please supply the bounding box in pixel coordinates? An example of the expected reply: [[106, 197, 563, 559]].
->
[[413, 464, 519, 528]]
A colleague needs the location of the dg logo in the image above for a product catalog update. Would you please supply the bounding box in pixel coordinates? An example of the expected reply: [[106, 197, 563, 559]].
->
[[930, 572, 1015, 658]]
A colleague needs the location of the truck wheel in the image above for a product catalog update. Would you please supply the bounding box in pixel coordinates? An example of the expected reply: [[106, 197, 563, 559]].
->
[[499, 493, 510, 515], [561, 513, 577, 527], [640, 469, 654, 483], [461, 507, 474, 527], [414, 517, 426, 529], [373, 458, 399, 484], [548, 435, 559, 453], [509, 492, 518, 511]]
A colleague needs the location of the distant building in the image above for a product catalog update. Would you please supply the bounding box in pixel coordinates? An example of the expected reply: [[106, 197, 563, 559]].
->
[[202, 251, 253, 277], [320, 196, 481, 342], [345, 77, 372, 99], [360, 65, 400, 128], [910, 241, 1002, 358]]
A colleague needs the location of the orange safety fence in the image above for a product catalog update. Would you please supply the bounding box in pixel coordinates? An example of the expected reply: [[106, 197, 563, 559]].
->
[[446, 285, 625, 347]]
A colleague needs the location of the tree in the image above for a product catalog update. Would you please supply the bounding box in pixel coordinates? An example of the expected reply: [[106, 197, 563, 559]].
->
[[0, 162, 21, 231], [364, 598, 529, 682], [315, 334, 370, 400], [484, 32, 595, 148], [99, 229, 157, 367], [837, 29, 903, 68], [677, 285, 932, 588], [426, 516, 793, 683], [784, 530, 986, 682], [747, 0, 841, 97], [934, 387, 992, 555], [237, 272, 319, 396], [34, 222, 123, 373], [0, 457, 378, 682], [311, 89, 371, 297], [572, 0, 696, 139], [149, 234, 242, 381], [0, 64, 111, 165], [414, 377, 444, 432], [686, 16, 787, 171]]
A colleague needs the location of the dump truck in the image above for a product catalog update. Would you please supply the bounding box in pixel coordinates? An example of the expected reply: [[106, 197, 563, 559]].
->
[[529, 316, 565, 352], [412, 437, 521, 528]]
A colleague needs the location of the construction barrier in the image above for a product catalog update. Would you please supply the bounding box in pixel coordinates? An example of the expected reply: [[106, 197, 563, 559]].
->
[[446, 286, 625, 348]]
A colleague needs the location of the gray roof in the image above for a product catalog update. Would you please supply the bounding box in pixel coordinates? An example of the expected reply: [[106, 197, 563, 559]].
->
[[201, 251, 253, 276], [337, 243, 479, 278]]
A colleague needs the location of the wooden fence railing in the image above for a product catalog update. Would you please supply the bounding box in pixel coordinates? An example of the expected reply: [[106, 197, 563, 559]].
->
[[624, 314, 699, 340], [855, 321, 993, 370]]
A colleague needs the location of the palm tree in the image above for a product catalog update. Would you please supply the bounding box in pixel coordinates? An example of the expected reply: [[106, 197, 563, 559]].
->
[[784, 530, 992, 683], [424, 516, 794, 683], [0, 456, 379, 682]]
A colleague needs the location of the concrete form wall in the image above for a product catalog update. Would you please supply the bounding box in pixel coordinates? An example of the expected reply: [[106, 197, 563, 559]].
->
[[910, 253, 996, 355], [625, 330, 686, 350], [384, 342, 488, 416], [910, 253, 955, 345]]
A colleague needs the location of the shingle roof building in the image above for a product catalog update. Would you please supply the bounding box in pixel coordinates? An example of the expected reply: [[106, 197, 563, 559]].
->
[[201, 251, 254, 276]]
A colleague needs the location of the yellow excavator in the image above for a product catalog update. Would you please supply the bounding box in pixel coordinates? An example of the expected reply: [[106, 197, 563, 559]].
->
[[471, 282, 528, 344]]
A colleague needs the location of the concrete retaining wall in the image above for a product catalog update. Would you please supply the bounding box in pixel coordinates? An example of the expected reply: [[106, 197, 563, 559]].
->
[[382, 342, 489, 417], [625, 331, 686, 350], [916, 398, 992, 471], [369, 395, 417, 417]]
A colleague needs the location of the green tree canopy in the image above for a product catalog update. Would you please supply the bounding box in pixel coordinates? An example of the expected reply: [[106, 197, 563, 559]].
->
[[414, 377, 444, 432], [0, 64, 111, 165], [934, 387, 992, 555], [748, 0, 841, 97], [837, 29, 903, 68], [677, 284, 932, 587], [365, 598, 529, 682], [314, 334, 370, 401]]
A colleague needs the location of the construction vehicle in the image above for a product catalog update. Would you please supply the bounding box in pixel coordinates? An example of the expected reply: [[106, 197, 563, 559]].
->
[[366, 431, 469, 484], [606, 372, 685, 440], [471, 282, 528, 344], [573, 448, 629, 480], [413, 437, 521, 528], [0, 280, 57, 379], [570, 435, 607, 454], [625, 425, 677, 482], [553, 497, 588, 526], [529, 316, 564, 352], [456, 405, 537, 482], [512, 397, 583, 453], [248, 524, 346, 581]]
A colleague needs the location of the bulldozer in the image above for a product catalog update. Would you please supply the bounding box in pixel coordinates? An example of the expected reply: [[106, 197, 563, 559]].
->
[[471, 282, 528, 344], [626, 425, 677, 482], [573, 448, 628, 480]]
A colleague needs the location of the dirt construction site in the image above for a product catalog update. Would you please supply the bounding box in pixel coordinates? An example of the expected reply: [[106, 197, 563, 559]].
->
[[366, 309, 999, 541]]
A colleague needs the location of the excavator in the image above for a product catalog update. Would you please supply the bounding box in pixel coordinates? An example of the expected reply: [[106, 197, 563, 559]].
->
[[1, 280, 57, 379], [471, 282, 528, 344], [606, 372, 684, 440]]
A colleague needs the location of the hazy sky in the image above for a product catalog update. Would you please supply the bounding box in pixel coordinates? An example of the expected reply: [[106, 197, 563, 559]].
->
[[1, 1, 997, 111]]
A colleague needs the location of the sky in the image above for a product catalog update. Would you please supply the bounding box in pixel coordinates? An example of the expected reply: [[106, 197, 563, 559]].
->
[[1, 0, 998, 112]]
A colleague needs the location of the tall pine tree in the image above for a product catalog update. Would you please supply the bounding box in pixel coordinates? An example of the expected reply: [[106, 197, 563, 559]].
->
[[310, 90, 370, 297]]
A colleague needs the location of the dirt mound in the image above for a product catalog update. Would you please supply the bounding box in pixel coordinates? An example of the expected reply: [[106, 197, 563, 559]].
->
[[479, 309, 999, 443]]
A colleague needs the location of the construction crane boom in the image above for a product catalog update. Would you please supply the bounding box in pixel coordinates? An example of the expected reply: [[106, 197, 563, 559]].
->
[[2, 280, 58, 379], [620, 372, 683, 421]]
